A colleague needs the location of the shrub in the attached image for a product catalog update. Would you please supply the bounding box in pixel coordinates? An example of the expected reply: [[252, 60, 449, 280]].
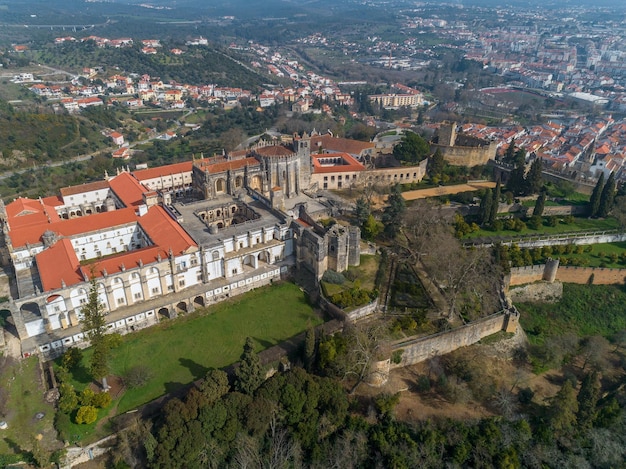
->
[[61, 347, 83, 370], [416, 375, 431, 392], [527, 215, 542, 230], [518, 387, 534, 404], [123, 364, 153, 389], [79, 388, 95, 406], [92, 392, 112, 408], [58, 383, 78, 414], [75, 405, 98, 424], [374, 393, 400, 416], [322, 270, 345, 285], [391, 349, 403, 364]]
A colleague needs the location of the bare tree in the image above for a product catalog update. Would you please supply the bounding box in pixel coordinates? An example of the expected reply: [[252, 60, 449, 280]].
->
[[403, 200, 452, 263]]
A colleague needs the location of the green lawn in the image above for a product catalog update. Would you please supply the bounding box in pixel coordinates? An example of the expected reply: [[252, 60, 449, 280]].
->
[[557, 242, 626, 268], [65, 282, 321, 416], [0, 356, 58, 459], [321, 254, 380, 298], [518, 283, 626, 344], [466, 216, 619, 239]]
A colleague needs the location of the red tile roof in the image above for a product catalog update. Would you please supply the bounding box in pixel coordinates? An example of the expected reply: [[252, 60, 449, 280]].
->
[[312, 152, 366, 174], [108, 172, 147, 207], [310, 134, 375, 156], [10, 207, 138, 248], [254, 146, 294, 157], [195, 157, 260, 174], [60, 180, 110, 197], [132, 161, 193, 181], [6, 198, 61, 230], [36, 239, 82, 291]]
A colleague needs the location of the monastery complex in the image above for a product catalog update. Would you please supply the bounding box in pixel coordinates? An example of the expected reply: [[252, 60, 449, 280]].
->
[[0, 132, 427, 357]]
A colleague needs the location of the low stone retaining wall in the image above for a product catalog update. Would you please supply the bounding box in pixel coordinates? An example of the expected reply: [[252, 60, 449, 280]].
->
[[390, 311, 513, 368]]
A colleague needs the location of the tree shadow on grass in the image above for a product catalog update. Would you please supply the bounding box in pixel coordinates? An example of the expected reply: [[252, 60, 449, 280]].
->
[[70, 362, 93, 386], [178, 358, 208, 381], [252, 336, 274, 349]]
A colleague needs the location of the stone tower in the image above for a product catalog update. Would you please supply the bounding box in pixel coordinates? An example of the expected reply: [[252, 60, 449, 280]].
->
[[438, 122, 457, 147]]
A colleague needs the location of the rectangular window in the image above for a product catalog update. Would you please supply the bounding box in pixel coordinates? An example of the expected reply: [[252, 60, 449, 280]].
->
[[134, 292, 142, 300], [117, 297, 125, 305], [152, 287, 160, 294], [197, 273, 203, 282], [178, 279, 185, 287], [167, 285, 174, 291]]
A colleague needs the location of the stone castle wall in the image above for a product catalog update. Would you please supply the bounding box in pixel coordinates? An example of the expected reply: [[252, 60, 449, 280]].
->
[[430, 142, 496, 167], [510, 264, 626, 286], [390, 312, 509, 368]]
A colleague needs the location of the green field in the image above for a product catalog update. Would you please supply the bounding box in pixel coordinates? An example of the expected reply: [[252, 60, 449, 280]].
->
[[0, 356, 58, 460], [64, 282, 321, 427], [518, 283, 626, 344], [466, 216, 619, 239]]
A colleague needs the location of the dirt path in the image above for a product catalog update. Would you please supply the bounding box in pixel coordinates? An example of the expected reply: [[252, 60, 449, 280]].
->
[[402, 181, 497, 201]]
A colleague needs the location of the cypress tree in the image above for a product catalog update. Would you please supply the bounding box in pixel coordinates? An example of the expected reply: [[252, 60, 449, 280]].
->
[[479, 189, 493, 225], [489, 180, 501, 225], [598, 171, 616, 218], [589, 172, 605, 217], [505, 138, 516, 163], [526, 158, 543, 195], [577, 371, 601, 431], [533, 191, 546, 217]]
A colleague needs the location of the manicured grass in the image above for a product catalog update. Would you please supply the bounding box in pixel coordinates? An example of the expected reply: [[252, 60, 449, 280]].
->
[[0, 356, 57, 457], [465, 216, 619, 239], [321, 254, 380, 298], [66, 282, 321, 415], [557, 242, 626, 268], [518, 283, 626, 344]]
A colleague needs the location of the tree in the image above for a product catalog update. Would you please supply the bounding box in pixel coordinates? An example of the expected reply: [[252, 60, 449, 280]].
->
[[393, 131, 430, 163], [589, 172, 605, 217], [234, 337, 263, 395], [75, 405, 98, 424], [303, 327, 317, 372], [428, 148, 445, 180], [549, 380, 578, 435], [533, 191, 546, 217], [504, 139, 516, 163], [507, 164, 526, 196], [354, 197, 370, 228], [198, 369, 230, 404], [489, 180, 501, 225], [577, 371, 601, 431], [598, 171, 616, 218], [479, 189, 493, 226], [382, 184, 406, 238], [81, 276, 113, 390], [362, 214, 383, 240], [526, 158, 543, 194]]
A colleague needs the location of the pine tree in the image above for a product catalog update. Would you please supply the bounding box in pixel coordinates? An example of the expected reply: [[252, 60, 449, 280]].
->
[[235, 337, 263, 395], [589, 172, 605, 217], [577, 371, 601, 431], [533, 191, 546, 217], [526, 158, 543, 194], [479, 189, 493, 225], [489, 180, 501, 225], [598, 171, 616, 218]]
